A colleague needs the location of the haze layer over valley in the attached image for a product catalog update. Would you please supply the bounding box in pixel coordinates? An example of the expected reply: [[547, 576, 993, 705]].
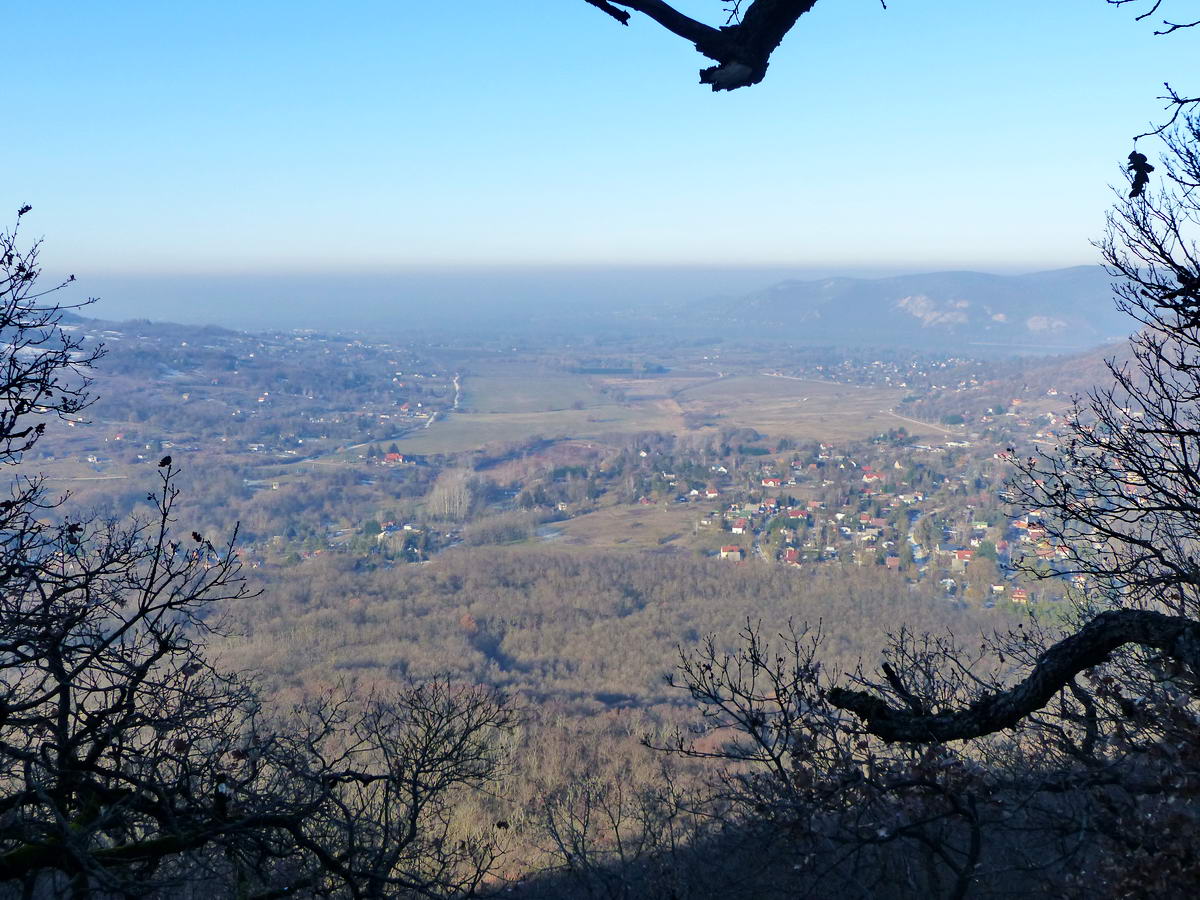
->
[[81, 264, 1125, 354]]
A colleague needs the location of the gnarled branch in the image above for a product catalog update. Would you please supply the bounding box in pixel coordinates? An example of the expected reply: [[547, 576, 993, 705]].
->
[[828, 609, 1200, 743], [586, 0, 822, 90]]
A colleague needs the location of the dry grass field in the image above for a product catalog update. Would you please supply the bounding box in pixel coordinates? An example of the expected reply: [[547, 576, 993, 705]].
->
[[552, 504, 700, 554], [392, 371, 945, 455], [391, 403, 677, 454], [596, 374, 717, 402], [543, 501, 729, 555], [460, 373, 605, 414], [51, 367, 950, 470], [674, 374, 933, 441]]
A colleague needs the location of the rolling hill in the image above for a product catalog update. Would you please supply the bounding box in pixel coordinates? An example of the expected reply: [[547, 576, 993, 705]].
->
[[709, 266, 1127, 352]]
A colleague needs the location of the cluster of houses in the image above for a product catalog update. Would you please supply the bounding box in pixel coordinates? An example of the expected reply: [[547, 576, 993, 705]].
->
[[690, 440, 1070, 606]]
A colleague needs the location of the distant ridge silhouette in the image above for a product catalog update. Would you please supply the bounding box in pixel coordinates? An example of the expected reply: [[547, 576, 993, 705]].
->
[[717, 266, 1124, 351]]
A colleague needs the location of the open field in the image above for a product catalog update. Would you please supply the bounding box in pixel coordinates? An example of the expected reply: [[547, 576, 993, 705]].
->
[[32, 453, 145, 488], [675, 375, 939, 442], [388, 371, 946, 455], [393, 403, 679, 454], [460, 373, 604, 413], [596, 374, 719, 402], [676, 374, 825, 402], [545, 501, 734, 555]]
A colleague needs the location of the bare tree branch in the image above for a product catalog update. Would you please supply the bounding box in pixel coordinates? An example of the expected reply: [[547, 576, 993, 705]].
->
[[1107, 0, 1200, 34], [583, 1, 1194, 93], [586, 0, 822, 90], [584, 0, 631, 26], [1136, 82, 1200, 139], [828, 609, 1200, 743]]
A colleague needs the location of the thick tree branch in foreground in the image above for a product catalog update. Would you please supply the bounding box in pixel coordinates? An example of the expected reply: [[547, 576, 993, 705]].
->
[[828, 609, 1200, 743], [600, 0, 722, 46], [0, 813, 295, 881], [584, 0, 631, 26], [589, 0, 821, 90]]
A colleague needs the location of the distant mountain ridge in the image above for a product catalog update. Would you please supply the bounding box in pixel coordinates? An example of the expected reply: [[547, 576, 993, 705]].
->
[[706, 266, 1127, 352]]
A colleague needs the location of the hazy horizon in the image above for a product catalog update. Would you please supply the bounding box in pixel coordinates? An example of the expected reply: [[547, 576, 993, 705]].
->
[[62, 262, 1103, 333], [13, 1, 1187, 281]]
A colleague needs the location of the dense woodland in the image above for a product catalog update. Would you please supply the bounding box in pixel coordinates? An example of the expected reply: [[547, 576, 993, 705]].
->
[[223, 551, 1002, 708]]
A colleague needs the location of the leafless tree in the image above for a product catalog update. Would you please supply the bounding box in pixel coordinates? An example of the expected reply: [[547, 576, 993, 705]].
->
[[650, 115, 1200, 898], [0, 212, 516, 897], [0, 206, 101, 462], [650, 622, 1003, 898], [426, 470, 474, 522], [1003, 111, 1200, 619]]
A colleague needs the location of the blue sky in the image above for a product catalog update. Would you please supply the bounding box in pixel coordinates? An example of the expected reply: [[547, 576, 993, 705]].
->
[[8, 1, 1194, 285]]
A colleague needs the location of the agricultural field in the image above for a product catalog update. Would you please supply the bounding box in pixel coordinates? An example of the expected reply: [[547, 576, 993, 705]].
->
[[392, 403, 677, 454], [459, 373, 604, 413], [595, 374, 719, 402], [398, 370, 948, 455], [672, 374, 943, 442]]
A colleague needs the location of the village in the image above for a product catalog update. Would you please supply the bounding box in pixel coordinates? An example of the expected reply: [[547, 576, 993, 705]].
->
[[32, 315, 1094, 609], [694, 441, 1065, 607]]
